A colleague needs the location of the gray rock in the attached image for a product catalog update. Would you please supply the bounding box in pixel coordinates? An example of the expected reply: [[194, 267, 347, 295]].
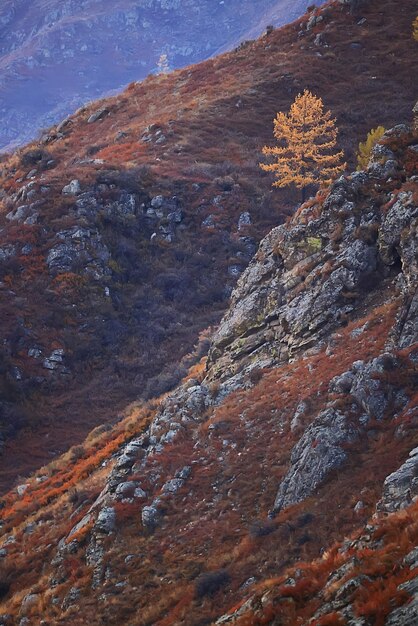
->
[[11, 366, 22, 381], [124, 554, 137, 564], [46, 243, 78, 270], [162, 478, 184, 494], [353, 500, 365, 513], [16, 484, 29, 497], [95, 506, 116, 534], [160, 429, 178, 444], [350, 353, 404, 420], [329, 370, 356, 394], [379, 191, 417, 267], [116, 454, 135, 470], [306, 14, 323, 30], [67, 514, 93, 541], [207, 170, 388, 380], [87, 107, 109, 124], [115, 481, 139, 499], [404, 547, 418, 569], [6, 204, 29, 221], [114, 192, 136, 215], [397, 290, 418, 349], [141, 504, 159, 530], [150, 195, 165, 209], [115, 131, 128, 141], [399, 577, 418, 596], [228, 265, 244, 278], [314, 33, 326, 46], [290, 401, 308, 433], [24, 523, 36, 535], [238, 212, 251, 230], [50, 349, 64, 362], [21, 593, 39, 612], [202, 214, 216, 228], [385, 586, 418, 625], [0, 245, 16, 261], [43, 349, 65, 370], [273, 409, 359, 512], [167, 208, 183, 224], [335, 575, 371, 602], [185, 385, 209, 413], [377, 447, 418, 513], [56, 118, 72, 133], [175, 465, 192, 479], [61, 586, 80, 610], [62, 179, 81, 195], [21, 244, 33, 255]]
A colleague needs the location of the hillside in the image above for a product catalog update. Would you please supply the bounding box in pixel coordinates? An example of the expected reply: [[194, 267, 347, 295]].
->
[[0, 0, 318, 152], [0, 0, 416, 493], [0, 121, 416, 625]]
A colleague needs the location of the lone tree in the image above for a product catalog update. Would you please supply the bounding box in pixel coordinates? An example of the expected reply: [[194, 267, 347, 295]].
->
[[260, 90, 345, 201]]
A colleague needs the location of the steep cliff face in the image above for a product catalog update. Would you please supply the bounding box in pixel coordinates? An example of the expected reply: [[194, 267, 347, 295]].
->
[[0, 124, 416, 625], [0, 0, 318, 152], [208, 127, 418, 381]]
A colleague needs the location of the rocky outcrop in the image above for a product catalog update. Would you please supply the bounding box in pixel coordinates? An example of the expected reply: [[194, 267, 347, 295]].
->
[[273, 408, 360, 512], [83, 127, 417, 541], [1, 123, 415, 626], [377, 447, 418, 513], [82, 127, 417, 530], [208, 129, 417, 383]]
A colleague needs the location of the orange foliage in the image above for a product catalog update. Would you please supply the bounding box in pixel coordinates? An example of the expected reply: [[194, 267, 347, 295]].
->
[[260, 90, 345, 194], [52, 272, 87, 294], [95, 141, 147, 163], [354, 577, 411, 626]]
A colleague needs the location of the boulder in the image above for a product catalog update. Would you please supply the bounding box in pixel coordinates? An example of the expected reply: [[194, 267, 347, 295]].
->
[[95, 507, 116, 534], [16, 484, 29, 497], [115, 481, 139, 499], [87, 107, 109, 124], [0, 245, 16, 261], [273, 409, 359, 512], [21, 593, 39, 613], [141, 503, 160, 530], [350, 354, 399, 420], [238, 212, 251, 230], [376, 447, 418, 513], [62, 179, 81, 195], [162, 478, 184, 494]]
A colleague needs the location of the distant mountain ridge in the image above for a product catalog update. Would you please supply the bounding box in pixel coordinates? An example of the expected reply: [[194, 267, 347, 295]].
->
[[0, 0, 318, 152]]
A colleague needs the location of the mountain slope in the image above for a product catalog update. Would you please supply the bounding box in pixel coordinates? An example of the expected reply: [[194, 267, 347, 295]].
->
[[0, 0, 318, 152], [0, 121, 416, 625], [0, 0, 416, 493]]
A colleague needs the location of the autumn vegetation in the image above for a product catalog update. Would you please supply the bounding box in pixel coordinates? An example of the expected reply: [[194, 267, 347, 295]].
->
[[0, 0, 415, 491], [0, 2, 416, 622], [356, 126, 386, 170], [260, 90, 345, 200]]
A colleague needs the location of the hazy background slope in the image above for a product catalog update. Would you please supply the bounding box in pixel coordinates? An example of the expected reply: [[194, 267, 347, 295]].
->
[[0, 0, 320, 152]]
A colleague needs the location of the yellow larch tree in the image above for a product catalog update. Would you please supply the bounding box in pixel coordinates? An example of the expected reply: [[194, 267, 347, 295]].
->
[[260, 90, 345, 201], [356, 126, 386, 171]]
